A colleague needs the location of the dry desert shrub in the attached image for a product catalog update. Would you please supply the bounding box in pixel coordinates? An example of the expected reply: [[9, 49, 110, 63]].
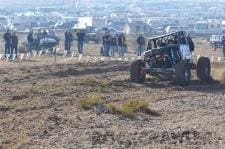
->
[[107, 100, 150, 118], [78, 95, 103, 110]]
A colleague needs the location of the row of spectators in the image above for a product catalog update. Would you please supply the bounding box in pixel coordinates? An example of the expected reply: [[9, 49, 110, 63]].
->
[[64, 30, 146, 57], [3, 29, 18, 58], [3, 29, 146, 59]]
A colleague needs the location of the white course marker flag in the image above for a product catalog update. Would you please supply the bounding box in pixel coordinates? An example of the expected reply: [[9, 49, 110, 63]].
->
[[211, 56, 214, 63], [100, 57, 105, 61], [6, 54, 10, 61], [93, 57, 97, 62], [20, 54, 24, 61], [33, 51, 37, 57], [78, 54, 83, 62], [45, 49, 49, 55], [69, 52, 74, 60], [218, 57, 222, 63], [39, 50, 43, 57], [63, 51, 67, 57], [26, 53, 30, 59], [12, 54, 16, 61], [196, 55, 201, 61]]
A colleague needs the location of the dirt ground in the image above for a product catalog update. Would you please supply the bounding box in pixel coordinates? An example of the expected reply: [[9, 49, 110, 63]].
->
[[0, 35, 225, 148]]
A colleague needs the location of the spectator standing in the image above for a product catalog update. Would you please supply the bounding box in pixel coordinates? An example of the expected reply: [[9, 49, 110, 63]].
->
[[102, 32, 111, 56], [37, 29, 42, 45], [110, 35, 117, 57], [222, 36, 225, 59], [76, 30, 85, 54], [42, 29, 48, 38], [64, 30, 73, 54], [118, 33, 126, 57], [136, 34, 145, 56], [3, 29, 11, 58], [11, 32, 18, 58], [27, 30, 34, 54]]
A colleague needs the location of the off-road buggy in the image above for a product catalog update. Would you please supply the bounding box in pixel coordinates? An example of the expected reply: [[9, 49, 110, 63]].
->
[[130, 31, 211, 86]]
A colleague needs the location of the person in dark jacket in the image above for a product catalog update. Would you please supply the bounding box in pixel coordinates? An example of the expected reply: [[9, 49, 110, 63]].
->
[[37, 29, 42, 46], [76, 30, 85, 54], [102, 32, 111, 56], [64, 30, 73, 54], [110, 35, 117, 57], [11, 32, 18, 58], [4, 29, 11, 58], [42, 29, 48, 38], [27, 30, 34, 54], [222, 36, 225, 59], [118, 33, 126, 57], [136, 34, 145, 56]]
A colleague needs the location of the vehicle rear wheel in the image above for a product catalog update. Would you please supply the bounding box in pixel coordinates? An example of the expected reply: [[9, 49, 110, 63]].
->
[[130, 60, 146, 83], [197, 57, 211, 83], [175, 60, 191, 86]]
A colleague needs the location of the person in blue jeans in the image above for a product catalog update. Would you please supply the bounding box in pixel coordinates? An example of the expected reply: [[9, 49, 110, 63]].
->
[[222, 36, 225, 59], [102, 32, 111, 57], [65, 30, 73, 54], [76, 30, 85, 54], [136, 34, 145, 56], [11, 32, 18, 58], [27, 30, 34, 55], [4, 29, 11, 58], [110, 35, 117, 57], [118, 33, 126, 57]]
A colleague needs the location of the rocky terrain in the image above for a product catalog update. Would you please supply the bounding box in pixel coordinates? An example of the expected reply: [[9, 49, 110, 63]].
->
[[0, 56, 224, 148], [0, 37, 225, 148]]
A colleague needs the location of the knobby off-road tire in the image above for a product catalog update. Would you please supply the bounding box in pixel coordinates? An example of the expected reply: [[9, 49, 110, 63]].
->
[[197, 57, 212, 83], [130, 60, 146, 84], [175, 60, 191, 86]]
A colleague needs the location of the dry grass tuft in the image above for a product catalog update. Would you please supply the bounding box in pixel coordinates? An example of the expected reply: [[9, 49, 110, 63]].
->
[[119, 100, 149, 117], [78, 95, 103, 110], [107, 100, 150, 118]]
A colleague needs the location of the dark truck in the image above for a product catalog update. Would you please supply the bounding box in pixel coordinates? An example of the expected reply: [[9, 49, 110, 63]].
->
[[130, 31, 212, 86]]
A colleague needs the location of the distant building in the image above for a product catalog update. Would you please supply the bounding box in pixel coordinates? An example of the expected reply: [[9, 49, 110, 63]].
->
[[208, 7, 225, 18], [194, 20, 222, 35], [73, 17, 93, 29], [13, 12, 59, 30], [93, 17, 107, 28], [124, 19, 151, 35], [107, 18, 127, 32], [0, 24, 5, 31], [0, 16, 10, 30]]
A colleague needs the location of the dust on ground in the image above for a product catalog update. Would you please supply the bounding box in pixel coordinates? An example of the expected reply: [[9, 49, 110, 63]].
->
[[0, 36, 225, 148], [0, 58, 225, 148]]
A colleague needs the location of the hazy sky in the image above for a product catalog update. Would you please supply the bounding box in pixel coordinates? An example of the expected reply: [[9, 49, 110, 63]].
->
[[0, 0, 224, 8]]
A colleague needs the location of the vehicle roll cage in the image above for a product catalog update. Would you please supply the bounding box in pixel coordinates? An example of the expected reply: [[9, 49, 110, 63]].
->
[[147, 31, 188, 50]]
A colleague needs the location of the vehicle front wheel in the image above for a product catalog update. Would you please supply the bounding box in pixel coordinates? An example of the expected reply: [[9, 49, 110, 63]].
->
[[197, 57, 211, 83], [130, 60, 146, 83], [175, 60, 191, 86]]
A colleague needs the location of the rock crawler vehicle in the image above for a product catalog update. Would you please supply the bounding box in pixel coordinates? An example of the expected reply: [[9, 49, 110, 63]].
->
[[130, 31, 211, 86]]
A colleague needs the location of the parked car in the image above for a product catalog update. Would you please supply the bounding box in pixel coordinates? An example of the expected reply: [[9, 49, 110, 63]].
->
[[210, 34, 223, 48]]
